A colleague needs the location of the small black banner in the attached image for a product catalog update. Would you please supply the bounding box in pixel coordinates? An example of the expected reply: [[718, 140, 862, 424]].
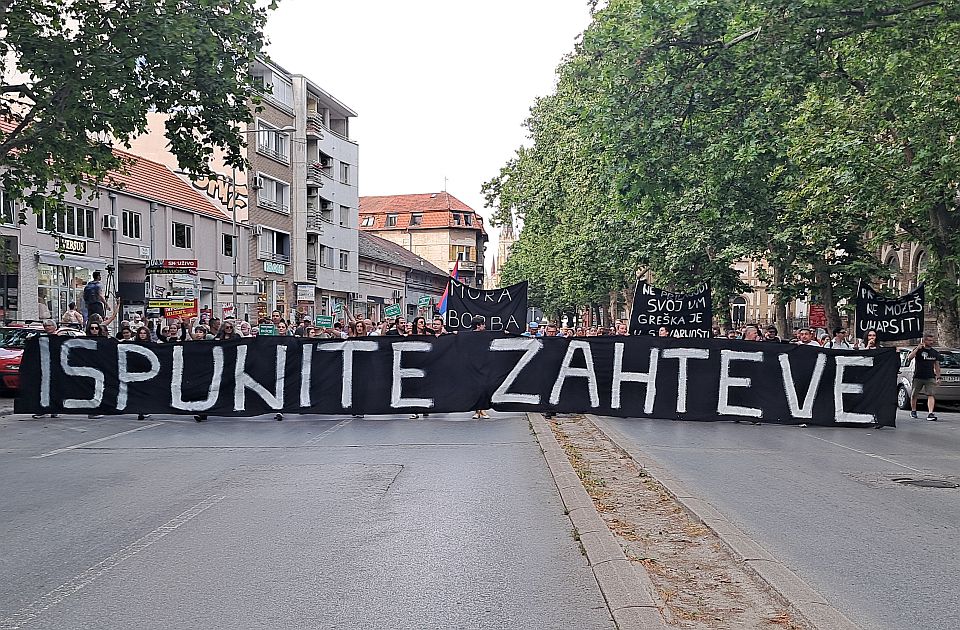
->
[[855, 281, 924, 341], [628, 280, 713, 338], [16, 335, 897, 427], [444, 279, 527, 333]]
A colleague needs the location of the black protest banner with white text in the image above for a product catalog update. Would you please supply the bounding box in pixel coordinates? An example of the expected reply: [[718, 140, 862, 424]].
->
[[444, 279, 527, 333], [16, 335, 897, 427], [628, 281, 713, 337], [855, 281, 924, 341]]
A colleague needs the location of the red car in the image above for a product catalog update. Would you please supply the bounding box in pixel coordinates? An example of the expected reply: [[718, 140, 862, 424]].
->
[[0, 327, 44, 390]]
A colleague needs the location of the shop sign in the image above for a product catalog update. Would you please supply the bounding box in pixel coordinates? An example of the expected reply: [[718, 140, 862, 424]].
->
[[146, 259, 198, 275], [296, 284, 315, 302], [57, 237, 86, 255], [148, 298, 196, 309], [264, 261, 286, 275]]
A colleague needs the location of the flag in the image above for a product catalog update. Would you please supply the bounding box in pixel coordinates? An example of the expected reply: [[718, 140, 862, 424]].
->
[[437, 260, 460, 315]]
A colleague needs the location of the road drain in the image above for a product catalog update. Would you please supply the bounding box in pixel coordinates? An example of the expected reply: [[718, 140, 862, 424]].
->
[[892, 477, 960, 489]]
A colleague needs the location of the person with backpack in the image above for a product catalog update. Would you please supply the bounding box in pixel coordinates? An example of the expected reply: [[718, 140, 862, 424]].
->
[[83, 271, 109, 319]]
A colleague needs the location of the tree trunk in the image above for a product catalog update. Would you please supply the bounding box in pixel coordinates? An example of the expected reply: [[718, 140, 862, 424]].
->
[[769, 262, 789, 338], [814, 263, 842, 334]]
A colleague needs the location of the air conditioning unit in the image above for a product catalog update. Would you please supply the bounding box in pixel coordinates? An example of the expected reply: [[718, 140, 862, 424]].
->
[[320, 200, 332, 210], [392, 290, 402, 302], [251, 224, 263, 236], [251, 175, 264, 191], [349, 292, 363, 301], [102, 215, 119, 231]]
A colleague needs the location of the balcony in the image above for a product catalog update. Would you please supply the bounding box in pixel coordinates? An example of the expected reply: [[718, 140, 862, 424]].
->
[[307, 259, 318, 281], [306, 112, 324, 139], [256, 143, 290, 166], [307, 163, 327, 188], [307, 206, 323, 233], [258, 250, 291, 264]]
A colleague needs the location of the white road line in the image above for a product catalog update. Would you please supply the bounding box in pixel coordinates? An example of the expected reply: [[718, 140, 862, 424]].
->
[[805, 434, 926, 473], [32, 423, 163, 459], [0, 494, 225, 630], [301, 418, 352, 446]]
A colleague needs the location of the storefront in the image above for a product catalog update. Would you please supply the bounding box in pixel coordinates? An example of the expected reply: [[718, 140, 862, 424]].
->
[[37, 250, 108, 321]]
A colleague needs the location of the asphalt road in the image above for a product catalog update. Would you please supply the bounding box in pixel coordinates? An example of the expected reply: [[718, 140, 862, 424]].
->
[[0, 409, 614, 630], [594, 408, 960, 630]]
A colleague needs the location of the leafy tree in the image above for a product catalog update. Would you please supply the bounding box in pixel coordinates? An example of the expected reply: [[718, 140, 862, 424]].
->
[[0, 0, 275, 215]]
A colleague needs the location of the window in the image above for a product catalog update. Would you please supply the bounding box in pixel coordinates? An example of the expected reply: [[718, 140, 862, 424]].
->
[[339, 250, 349, 271], [450, 245, 474, 262], [320, 199, 333, 223], [886, 255, 901, 291], [386, 214, 398, 227], [731, 297, 747, 324], [252, 69, 294, 108], [340, 163, 350, 185], [122, 210, 141, 239], [222, 233, 235, 257], [258, 175, 290, 213], [452, 212, 462, 226], [410, 213, 422, 226], [258, 228, 290, 263], [172, 222, 192, 249], [38, 201, 95, 238], [319, 245, 334, 268], [0, 190, 15, 224], [339, 205, 349, 227], [360, 215, 375, 227], [256, 121, 290, 164]]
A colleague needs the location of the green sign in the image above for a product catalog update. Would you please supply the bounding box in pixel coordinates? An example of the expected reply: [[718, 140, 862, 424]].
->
[[258, 323, 277, 336], [384, 303, 402, 318], [418, 296, 431, 308], [316, 315, 334, 328]]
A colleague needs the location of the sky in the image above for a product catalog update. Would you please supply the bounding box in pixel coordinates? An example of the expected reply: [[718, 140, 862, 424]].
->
[[264, 0, 594, 266]]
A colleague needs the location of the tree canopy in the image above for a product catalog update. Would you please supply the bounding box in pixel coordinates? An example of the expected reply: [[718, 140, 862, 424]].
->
[[485, 0, 960, 342], [0, 0, 275, 214]]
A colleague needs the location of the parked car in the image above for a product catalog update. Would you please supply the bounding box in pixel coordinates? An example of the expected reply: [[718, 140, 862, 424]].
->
[[896, 347, 960, 409], [0, 326, 84, 391]]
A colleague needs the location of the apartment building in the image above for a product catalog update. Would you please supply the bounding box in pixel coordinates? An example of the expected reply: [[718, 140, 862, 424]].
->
[[357, 231, 448, 321], [247, 59, 360, 321], [358, 192, 487, 288]]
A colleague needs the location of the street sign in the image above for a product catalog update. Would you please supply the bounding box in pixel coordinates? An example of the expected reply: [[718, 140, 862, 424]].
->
[[384, 304, 402, 318], [258, 323, 277, 336], [418, 296, 431, 308], [316, 315, 334, 328]]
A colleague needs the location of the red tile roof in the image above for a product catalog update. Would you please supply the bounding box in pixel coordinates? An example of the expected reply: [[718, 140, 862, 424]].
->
[[359, 192, 487, 235], [105, 150, 229, 220], [1, 119, 228, 220]]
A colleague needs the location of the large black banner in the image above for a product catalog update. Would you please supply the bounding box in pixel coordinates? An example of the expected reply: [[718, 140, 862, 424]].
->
[[16, 335, 898, 427], [628, 281, 713, 337], [444, 279, 527, 333], [855, 281, 924, 341]]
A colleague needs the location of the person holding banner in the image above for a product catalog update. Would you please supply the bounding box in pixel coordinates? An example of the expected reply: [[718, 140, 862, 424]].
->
[[467, 316, 491, 420], [908, 333, 942, 421]]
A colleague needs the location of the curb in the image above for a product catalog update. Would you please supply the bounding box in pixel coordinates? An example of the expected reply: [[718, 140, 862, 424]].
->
[[528, 413, 669, 630], [586, 414, 863, 630]]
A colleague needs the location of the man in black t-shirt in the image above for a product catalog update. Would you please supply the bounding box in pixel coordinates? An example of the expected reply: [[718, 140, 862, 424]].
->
[[908, 333, 942, 421]]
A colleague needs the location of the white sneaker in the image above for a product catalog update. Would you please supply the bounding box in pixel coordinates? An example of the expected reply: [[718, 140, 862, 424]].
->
[[471, 413, 481, 419], [409, 414, 420, 419], [480, 412, 491, 419]]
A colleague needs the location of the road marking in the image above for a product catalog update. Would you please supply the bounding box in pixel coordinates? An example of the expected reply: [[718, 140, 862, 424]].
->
[[32, 423, 163, 459], [805, 434, 926, 473], [301, 418, 352, 446], [0, 494, 225, 630]]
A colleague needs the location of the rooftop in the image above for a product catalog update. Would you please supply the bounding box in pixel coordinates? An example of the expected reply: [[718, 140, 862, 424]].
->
[[359, 192, 487, 235], [357, 231, 448, 277]]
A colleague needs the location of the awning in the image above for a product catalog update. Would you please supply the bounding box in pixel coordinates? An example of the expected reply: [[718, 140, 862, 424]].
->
[[37, 251, 109, 271]]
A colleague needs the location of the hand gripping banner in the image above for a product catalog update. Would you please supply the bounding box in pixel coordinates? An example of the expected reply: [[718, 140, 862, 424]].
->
[[16, 335, 897, 427]]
